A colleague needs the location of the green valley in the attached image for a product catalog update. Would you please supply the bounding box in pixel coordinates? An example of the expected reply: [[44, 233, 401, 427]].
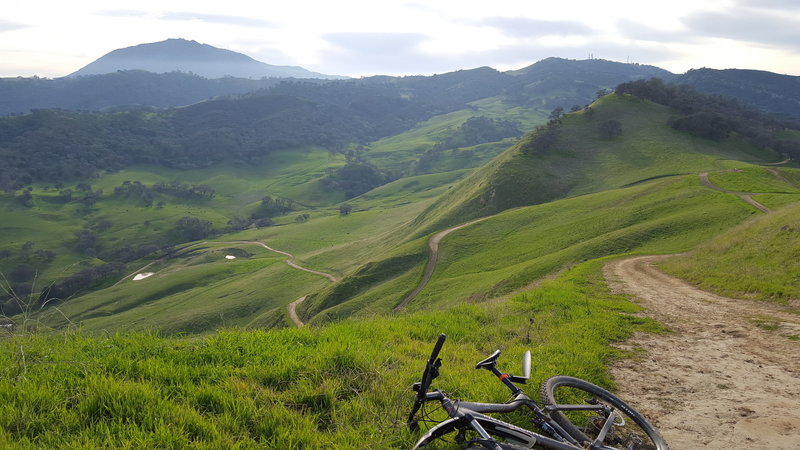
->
[[2, 70, 800, 448]]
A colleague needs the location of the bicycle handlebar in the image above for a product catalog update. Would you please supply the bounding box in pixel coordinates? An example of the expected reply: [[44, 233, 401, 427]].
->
[[407, 333, 446, 430]]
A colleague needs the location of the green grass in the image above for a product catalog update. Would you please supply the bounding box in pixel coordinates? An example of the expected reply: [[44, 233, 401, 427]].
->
[[660, 202, 800, 302], [15, 165, 465, 334], [39, 242, 330, 334], [0, 148, 341, 289], [707, 167, 800, 194], [362, 99, 545, 174], [309, 174, 755, 320], [95, 147, 344, 208], [0, 257, 662, 448], [411, 94, 781, 235]]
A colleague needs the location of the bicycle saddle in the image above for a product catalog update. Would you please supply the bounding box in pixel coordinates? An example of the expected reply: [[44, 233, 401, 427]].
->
[[475, 349, 501, 369]]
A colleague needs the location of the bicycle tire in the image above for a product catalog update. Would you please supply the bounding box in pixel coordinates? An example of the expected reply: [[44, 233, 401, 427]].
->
[[541, 376, 668, 450], [413, 416, 544, 449]]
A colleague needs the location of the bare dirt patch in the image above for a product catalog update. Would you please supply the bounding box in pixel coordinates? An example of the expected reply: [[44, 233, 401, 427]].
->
[[604, 255, 800, 449], [287, 296, 307, 328]]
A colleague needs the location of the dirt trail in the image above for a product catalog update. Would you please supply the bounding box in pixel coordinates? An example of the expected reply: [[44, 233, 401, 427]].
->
[[699, 172, 770, 213], [393, 217, 490, 312], [605, 255, 800, 449], [116, 240, 336, 327], [287, 296, 307, 328], [245, 241, 338, 283], [236, 241, 337, 327]]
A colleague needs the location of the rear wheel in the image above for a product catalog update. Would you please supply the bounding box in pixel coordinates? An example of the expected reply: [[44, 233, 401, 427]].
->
[[413, 416, 537, 449], [541, 376, 668, 450]]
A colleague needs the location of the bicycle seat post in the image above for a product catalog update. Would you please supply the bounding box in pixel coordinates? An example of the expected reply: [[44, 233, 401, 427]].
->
[[475, 350, 522, 396]]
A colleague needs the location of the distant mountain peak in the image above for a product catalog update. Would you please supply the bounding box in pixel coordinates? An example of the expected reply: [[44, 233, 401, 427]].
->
[[68, 38, 345, 80]]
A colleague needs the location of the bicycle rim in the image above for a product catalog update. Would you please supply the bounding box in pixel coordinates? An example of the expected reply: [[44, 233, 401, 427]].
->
[[541, 376, 668, 450]]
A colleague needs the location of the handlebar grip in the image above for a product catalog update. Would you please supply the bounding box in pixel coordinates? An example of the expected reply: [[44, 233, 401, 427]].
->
[[428, 333, 446, 363]]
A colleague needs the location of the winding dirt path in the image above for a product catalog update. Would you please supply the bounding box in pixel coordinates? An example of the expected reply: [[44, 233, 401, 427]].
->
[[286, 296, 307, 328], [699, 172, 770, 213], [393, 217, 490, 312], [115, 240, 336, 327], [243, 241, 338, 283], [231, 240, 337, 327], [605, 255, 800, 449]]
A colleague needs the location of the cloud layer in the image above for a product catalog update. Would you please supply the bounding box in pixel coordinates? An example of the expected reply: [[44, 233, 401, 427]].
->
[[1, 0, 799, 78]]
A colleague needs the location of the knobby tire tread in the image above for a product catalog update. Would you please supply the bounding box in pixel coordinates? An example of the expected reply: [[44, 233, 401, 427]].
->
[[540, 375, 668, 450]]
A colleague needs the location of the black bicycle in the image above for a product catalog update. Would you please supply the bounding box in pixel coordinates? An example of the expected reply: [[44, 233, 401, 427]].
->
[[407, 334, 667, 449]]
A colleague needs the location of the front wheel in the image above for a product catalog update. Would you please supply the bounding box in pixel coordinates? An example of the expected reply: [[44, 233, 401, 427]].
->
[[541, 376, 668, 450]]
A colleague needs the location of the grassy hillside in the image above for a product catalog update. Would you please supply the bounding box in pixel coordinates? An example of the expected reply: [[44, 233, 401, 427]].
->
[[660, 167, 800, 301], [4, 86, 796, 337], [303, 174, 756, 322], [411, 94, 781, 234], [2, 76, 800, 448], [0, 149, 339, 296], [0, 258, 663, 448]]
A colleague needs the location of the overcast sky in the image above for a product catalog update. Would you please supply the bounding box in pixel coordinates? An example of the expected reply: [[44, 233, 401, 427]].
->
[[2, 0, 799, 78]]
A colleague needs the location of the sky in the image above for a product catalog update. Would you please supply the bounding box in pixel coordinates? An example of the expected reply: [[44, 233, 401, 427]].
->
[[2, 0, 799, 78]]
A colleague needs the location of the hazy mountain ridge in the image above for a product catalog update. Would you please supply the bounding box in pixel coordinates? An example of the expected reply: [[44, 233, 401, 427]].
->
[[0, 70, 284, 115], [68, 38, 343, 80], [506, 57, 675, 109], [3, 39, 799, 120], [677, 68, 800, 119]]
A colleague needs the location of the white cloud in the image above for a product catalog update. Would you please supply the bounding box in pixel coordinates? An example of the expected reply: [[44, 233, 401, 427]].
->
[[0, 20, 28, 33], [681, 10, 800, 50], [160, 12, 275, 28], [479, 17, 597, 38], [1, 0, 799, 78]]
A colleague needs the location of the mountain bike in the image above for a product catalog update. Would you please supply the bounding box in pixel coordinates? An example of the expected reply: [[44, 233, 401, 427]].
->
[[407, 334, 667, 449]]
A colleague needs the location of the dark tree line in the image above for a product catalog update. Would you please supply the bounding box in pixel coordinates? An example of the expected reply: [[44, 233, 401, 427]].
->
[[0, 69, 523, 193], [322, 162, 392, 199], [616, 78, 800, 157], [520, 109, 567, 156]]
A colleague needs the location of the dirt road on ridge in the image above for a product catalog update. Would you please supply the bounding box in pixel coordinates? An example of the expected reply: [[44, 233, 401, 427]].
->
[[238, 240, 337, 327], [699, 172, 770, 213], [393, 217, 490, 312], [604, 255, 800, 449]]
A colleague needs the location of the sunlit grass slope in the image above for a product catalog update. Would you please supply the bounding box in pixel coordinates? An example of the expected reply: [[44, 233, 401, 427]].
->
[[363, 97, 545, 174], [0, 148, 342, 286], [41, 242, 328, 334], [0, 258, 663, 448], [660, 201, 800, 302], [412, 94, 781, 235], [32, 169, 466, 334], [305, 174, 756, 322]]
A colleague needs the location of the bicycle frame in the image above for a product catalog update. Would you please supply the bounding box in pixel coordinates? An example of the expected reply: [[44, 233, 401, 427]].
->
[[413, 388, 586, 449], [408, 334, 645, 450]]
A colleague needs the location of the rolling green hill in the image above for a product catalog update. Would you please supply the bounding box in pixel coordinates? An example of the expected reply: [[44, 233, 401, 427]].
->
[[659, 166, 800, 301], [2, 76, 800, 448], [410, 93, 782, 235], [5, 84, 797, 334]]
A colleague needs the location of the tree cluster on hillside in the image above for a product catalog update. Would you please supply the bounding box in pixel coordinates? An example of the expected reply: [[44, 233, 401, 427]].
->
[[616, 78, 800, 158], [677, 68, 800, 119], [411, 116, 522, 174], [113, 180, 214, 207], [0, 241, 59, 313], [322, 162, 392, 199], [0, 72, 514, 192], [437, 116, 522, 151], [38, 262, 127, 305], [173, 217, 215, 242], [519, 115, 563, 156]]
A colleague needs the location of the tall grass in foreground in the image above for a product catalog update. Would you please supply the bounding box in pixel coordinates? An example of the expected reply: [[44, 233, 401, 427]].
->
[[0, 258, 661, 448]]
